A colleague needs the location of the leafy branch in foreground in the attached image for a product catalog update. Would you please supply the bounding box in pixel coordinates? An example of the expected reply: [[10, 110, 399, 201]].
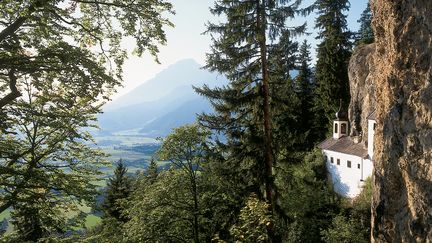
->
[[0, 78, 109, 241]]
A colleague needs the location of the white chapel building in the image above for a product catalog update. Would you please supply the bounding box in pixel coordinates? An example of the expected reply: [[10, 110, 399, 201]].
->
[[318, 106, 376, 198]]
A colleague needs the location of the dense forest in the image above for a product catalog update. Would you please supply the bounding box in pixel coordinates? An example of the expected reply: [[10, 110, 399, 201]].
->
[[0, 0, 430, 242]]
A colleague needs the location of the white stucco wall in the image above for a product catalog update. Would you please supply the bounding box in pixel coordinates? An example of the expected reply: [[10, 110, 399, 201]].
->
[[362, 159, 373, 182], [368, 119, 376, 159], [323, 150, 367, 198]]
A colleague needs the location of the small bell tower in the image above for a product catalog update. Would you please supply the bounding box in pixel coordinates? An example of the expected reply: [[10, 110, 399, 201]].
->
[[333, 100, 349, 139]]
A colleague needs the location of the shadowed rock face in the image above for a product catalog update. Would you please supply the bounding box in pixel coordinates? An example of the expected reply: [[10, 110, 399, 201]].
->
[[348, 43, 376, 146], [370, 1, 432, 242]]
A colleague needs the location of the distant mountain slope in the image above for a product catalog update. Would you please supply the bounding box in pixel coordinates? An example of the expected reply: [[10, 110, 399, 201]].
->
[[97, 59, 227, 135], [105, 59, 223, 111], [98, 86, 198, 132], [138, 98, 212, 137], [97, 59, 300, 137]]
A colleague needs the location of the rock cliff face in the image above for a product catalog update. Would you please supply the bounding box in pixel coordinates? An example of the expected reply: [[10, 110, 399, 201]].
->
[[369, 1, 432, 242], [348, 43, 376, 146]]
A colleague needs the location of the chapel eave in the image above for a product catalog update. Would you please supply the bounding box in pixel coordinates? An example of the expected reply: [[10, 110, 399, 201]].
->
[[318, 136, 368, 158]]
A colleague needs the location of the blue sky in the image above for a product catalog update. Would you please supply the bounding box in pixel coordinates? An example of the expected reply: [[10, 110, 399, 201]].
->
[[115, 0, 369, 100]]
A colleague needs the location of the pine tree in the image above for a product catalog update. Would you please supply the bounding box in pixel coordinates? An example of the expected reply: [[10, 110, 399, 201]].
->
[[146, 157, 159, 183], [356, 2, 374, 45], [197, 0, 305, 240], [294, 40, 316, 148], [268, 33, 307, 156], [314, 0, 352, 137], [103, 160, 131, 223], [296, 40, 314, 102]]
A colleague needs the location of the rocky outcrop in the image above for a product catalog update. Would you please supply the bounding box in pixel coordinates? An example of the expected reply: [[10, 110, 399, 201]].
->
[[348, 43, 376, 146], [370, 1, 432, 242]]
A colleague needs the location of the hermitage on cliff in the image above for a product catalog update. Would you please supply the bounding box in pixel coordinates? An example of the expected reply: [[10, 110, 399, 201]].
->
[[318, 104, 376, 198]]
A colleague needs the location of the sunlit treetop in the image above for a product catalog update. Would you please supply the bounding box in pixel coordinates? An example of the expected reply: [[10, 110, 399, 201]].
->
[[0, 0, 174, 110]]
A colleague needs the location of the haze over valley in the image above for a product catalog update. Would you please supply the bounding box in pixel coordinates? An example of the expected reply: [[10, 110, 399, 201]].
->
[[97, 59, 226, 137]]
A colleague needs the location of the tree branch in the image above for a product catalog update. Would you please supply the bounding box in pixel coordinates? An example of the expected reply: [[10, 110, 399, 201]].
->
[[0, 16, 27, 43], [0, 0, 48, 43], [0, 69, 21, 109], [0, 200, 12, 215], [71, 0, 128, 8]]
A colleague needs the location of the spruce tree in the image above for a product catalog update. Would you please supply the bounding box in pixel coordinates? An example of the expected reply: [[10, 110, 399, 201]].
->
[[296, 40, 314, 103], [197, 0, 305, 240], [314, 0, 352, 137], [268, 32, 305, 155], [103, 160, 131, 223], [146, 157, 159, 184], [294, 40, 316, 148], [356, 2, 374, 45]]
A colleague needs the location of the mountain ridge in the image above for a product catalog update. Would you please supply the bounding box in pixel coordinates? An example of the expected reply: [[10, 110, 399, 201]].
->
[[97, 59, 227, 136]]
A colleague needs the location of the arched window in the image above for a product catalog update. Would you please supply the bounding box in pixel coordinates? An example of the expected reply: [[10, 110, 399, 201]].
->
[[334, 123, 338, 133], [341, 123, 347, 134]]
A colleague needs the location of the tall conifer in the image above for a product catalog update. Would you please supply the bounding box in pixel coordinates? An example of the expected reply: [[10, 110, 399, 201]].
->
[[314, 0, 352, 136], [269, 32, 303, 152], [356, 3, 374, 45], [294, 40, 315, 148], [197, 0, 305, 239], [146, 158, 159, 184], [102, 160, 131, 223]]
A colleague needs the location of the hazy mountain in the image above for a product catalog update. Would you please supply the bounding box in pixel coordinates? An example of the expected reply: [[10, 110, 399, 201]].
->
[[97, 59, 301, 137], [97, 59, 227, 136], [138, 98, 212, 137], [98, 86, 198, 132], [104, 59, 223, 111]]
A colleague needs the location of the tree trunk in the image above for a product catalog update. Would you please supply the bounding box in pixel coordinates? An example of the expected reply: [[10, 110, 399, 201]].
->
[[192, 177, 199, 243], [370, 1, 432, 242], [0, 69, 21, 109], [188, 163, 200, 243], [257, 0, 275, 241]]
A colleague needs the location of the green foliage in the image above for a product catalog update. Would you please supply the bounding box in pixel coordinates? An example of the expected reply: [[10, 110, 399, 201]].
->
[[157, 124, 209, 167], [351, 176, 372, 241], [0, 0, 173, 131], [230, 193, 272, 242], [81, 216, 125, 243], [293, 40, 317, 148], [313, 0, 352, 136], [269, 35, 305, 153], [321, 177, 372, 243], [146, 157, 159, 184], [157, 124, 210, 242], [276, 149, 340, 242], [124, 125, 210, 243], [353, 176, 373, 212], [197, 4, 307, 237], [124, 169, 196, 242], [355, 3, 374, 46], [321, 214, 369, 243], [0, 80, 108, 241], [102, 159, 131, 223], [0, 0, 173, 240]]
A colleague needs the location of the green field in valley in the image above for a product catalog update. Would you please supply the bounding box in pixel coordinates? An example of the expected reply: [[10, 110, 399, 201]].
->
[[1, 133, 165, 235]]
